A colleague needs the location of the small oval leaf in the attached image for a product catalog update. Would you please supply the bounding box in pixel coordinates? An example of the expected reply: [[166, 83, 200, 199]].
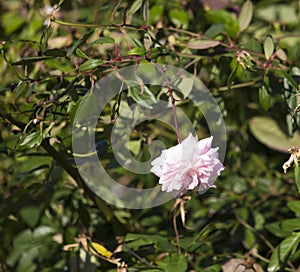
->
[[249, 116, 300, 153], [43, 48, 66, 57], [264, 36, 274, 60], [128, 47, 145, 56], [75, 48, 89, 59], [186, 39, 220, 50], [238, 0, 253, 32], [79, 59, 104, 71], [12, 56, 53, 65], [258, 85, 271, 111]]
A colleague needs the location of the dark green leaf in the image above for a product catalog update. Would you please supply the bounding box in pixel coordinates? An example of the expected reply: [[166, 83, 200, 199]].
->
[[157, 255, 188, 272], [14, 81, 28, 99], [19, 206, 40, 228], [43, 49, 66, 57], [12, 56, 53, 65], [294, 162, 300, 193]]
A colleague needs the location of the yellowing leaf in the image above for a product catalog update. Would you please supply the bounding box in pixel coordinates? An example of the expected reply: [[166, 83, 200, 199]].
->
[[90, 242, 113, 259]]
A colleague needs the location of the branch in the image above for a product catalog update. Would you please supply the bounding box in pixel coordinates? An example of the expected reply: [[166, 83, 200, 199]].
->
[[0, 109, 128, 235]]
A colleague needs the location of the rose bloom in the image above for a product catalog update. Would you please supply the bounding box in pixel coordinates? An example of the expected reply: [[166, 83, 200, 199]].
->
[[150, 133, 224, 197]]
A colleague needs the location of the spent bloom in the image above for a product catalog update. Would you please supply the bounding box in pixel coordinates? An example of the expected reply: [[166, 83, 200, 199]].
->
[[150, 133, 224, 197]]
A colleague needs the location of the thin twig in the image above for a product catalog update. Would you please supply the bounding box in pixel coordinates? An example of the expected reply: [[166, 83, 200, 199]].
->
[[123, 243, 157, 268], [173, 212, 182, 255], [150, 61, 181, 144]]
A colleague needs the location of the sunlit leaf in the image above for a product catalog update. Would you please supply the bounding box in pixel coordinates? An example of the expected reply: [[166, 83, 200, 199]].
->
[[128, 47, 145, 56], [264, 36, 274, 60], [186, 39, 220, 50], [79, 59, 104, 71], [89, 241, 113, 259], [19, 132, 43, 149], [249, 116, 300, 153], [267, 232, 300, 272], [127, 82, 157, 109], [75, 48, 89, 59]]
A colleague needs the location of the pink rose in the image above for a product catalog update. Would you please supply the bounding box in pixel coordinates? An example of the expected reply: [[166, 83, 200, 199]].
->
[[150, 133, 224, 197]]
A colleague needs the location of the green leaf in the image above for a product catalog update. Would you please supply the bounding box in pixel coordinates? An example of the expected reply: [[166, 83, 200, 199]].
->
[[19, 132, 43, 149], [75, 48, 89, 59], [204, 24, 225, 38], [2, 12, 26, 35], [143, 0, 149, 23], [90, 37, 115, 45], [175, 77, 194, 98], [256, 5, 299, 25], [79, 59, 104, 71], [149, 4, 163, 25], [157, 255, 188, 272], [14, 82, 28, 99], [127, 82, 157, 109], [128, 47, 145, 56], [169, 10, 189, 29], [295, 162, 300, 193], [238, 1, 253, 32], [264, 36, 274, 60], [19, 206, 40, 228], [249, 116, 300, 153], [186, 39, 220, 50], [287, 201, 300, 214], [12, 56, 54, 66], [205, 9, 239, 38], [258, 85, 271, 111], [128, 0, 143, 16], [67, 30, 94, 57], [276, 70, 299, 91], [267, 232, 300, 272], [43, 49, 66, 57], [266, 219, 300, 238]]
